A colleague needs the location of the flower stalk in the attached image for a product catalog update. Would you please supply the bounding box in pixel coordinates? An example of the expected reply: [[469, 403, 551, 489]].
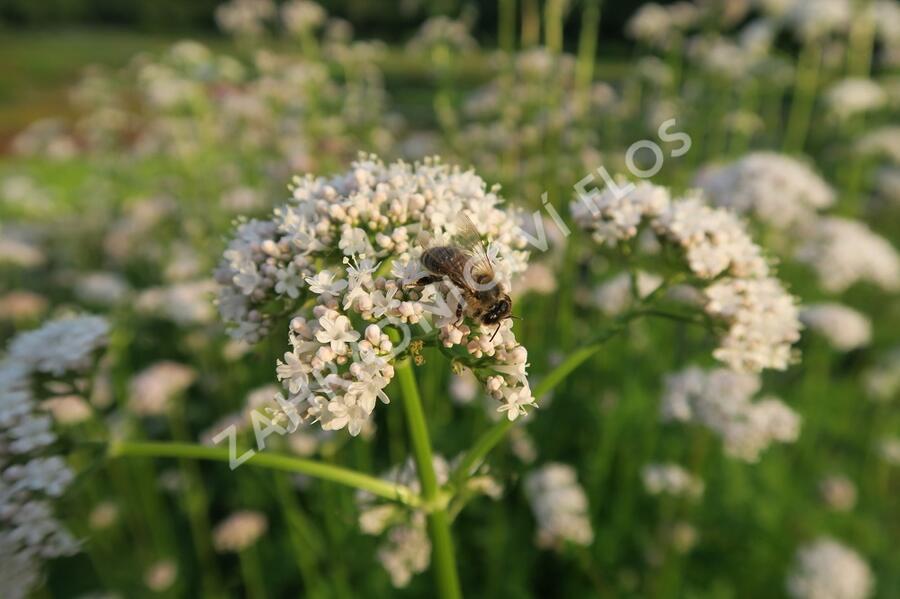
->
[[783, 41, 822, 153], [107, 441, 421, 507], [395, 358, 463, 599]]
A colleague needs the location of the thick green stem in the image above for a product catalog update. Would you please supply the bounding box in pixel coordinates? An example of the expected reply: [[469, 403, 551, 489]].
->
[[846, 15, 874, 78], [108, 441, 420, 507], [498, 0, 516, 53], [544, 0, 564, 53], [521, 0, 540, 47], [395, 359, 462, 599]]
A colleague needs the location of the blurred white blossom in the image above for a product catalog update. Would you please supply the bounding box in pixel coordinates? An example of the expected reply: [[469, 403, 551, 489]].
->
[[642, 462, 704, 499], [787, 538, 872, 599], [800, 303, 871, 351], [696, 152, 834, 229], [796, 217, 900, 293], [661, 366, 801, 461], [212, 510, 268, 552], [524, 462, 594, 549]]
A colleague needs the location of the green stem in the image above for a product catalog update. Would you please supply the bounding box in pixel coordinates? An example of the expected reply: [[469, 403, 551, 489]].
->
[[783, 41, 822, 153], [498, 0, 516, 53], [168, 409, 223, 598], [521, 0, 540, 47], [846, 14, 875, 78], [575, 0, 602, 105], [395, 359, 462, 599], [544, 0, 564, 53], [107, 441, 420, 507], [239, 545, 267, 599], [272, 473, 323, 593]]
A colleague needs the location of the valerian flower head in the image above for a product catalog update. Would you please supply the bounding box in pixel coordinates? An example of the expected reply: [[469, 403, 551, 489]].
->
[[787, 538, 873, 599], [800, 303, 872, 352], [795, 217, 900, 293], [216, 155, 533, 436], [215, 0, 276, 37], [824, 78, 887, 121], [660, 366, 801, 462], [695, 152, 835, 229], [1, 315, 109, 599], [8, 315, 109, 377], [524, 462, 594, 550], [641, 462, 704, 499], [571, 182, 801, 372], [128, 362, 197, 417]]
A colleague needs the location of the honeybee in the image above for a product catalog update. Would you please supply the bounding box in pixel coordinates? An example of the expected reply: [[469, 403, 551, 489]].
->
[[414, 214, 513, 340]]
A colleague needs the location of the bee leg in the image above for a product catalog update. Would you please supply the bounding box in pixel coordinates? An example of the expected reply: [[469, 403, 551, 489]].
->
[[455, 304, 464, 325], [409, 275, 442, 288]]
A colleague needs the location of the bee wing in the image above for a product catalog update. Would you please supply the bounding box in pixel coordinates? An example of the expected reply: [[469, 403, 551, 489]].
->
[[451, 212, 495, 279]]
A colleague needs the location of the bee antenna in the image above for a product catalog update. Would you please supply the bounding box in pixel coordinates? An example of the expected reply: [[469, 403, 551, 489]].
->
[[490, 323, 501, 342], [509, 315, 522, 320]]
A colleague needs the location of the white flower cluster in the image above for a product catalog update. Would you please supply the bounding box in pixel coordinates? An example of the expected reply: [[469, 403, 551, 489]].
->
[[783, 0, 852, 41], [280, 0, 326, 35], [216, 0, 332, 38], [212, 510, 269, 553], [824, 79, 887, 121], [695, 152, 835, 229], [796, 217, 900, 293], [685, 34, 770, 80], [49, 36, 391, 172], [1, 316, 109, 599], [571, 182, 801, 372], [215, 0, 276, 37], [9, 118, 77, 160], [625, 2, 701, 48], [8, 315, 109, 376], [356, 456, 500, 588], [524, 462, 594, 550], [215, 156, 533, 435], [786, 538, 873, 599], [857, 126, 900, 165], [660, 366, 801, 461], [800, 304, 872, 352], [128, 362, 197, 417], [135, 280, 218, 326], [641, 462, 704, 499], [407, 16, 478, 54]]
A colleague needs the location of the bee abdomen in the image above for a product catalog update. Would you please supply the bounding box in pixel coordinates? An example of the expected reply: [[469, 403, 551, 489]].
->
[[422, 246, 464, 275]]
